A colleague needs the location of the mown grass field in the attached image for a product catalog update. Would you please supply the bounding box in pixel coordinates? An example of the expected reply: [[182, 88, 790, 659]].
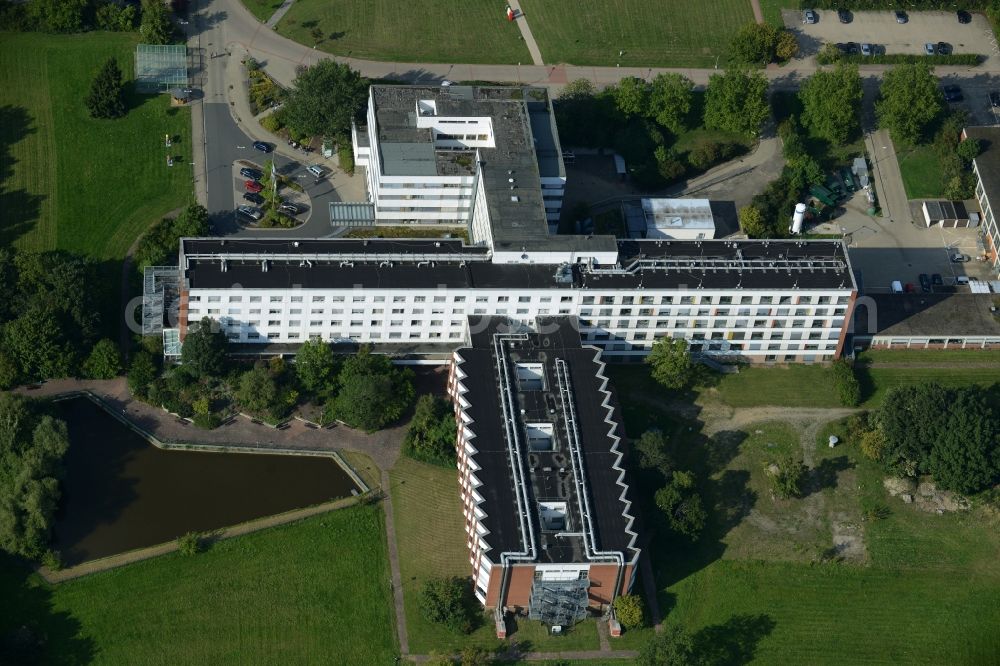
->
[[518, 0, 755, 68], [0, 32, 193, 260], [898, 144, 944, 199], [857, 348, 1000, 365], [0, 505, 398, 665], [240, 0, 285, 22], [277, 0, 531, 64], [756, 0, 789, 28], [389, 456, 602, 654]]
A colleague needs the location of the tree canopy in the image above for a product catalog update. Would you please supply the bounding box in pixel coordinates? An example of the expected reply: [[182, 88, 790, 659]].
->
[[284, 60, 368, 140], [648, 73, 694, 134], [86, 57, 126, 119], [180, 317, 228, 377], [655, 470, 708, 540], [704, 68, 769, 137], [139, 0, 174, 44], [614, 76, 650, 118], [328, 347, 415, 432], [420, 576, 478, 634], [646, 337, 695, 390], [82, 339, 122, 379], [0, 393, 70, 559], [135, 204, 210, 272], [729, 22, 780, 64], [402, 395, 456, 466], [294, 338, 338, 397], [634, 429, 673, 478], [876, 62, 943, 144], [800, 63, 862, 144]]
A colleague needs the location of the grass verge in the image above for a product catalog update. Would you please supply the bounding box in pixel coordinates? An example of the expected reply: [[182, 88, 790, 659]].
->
[[277, 0, 531, 64], [519, 0, 755, 68], [0, 505, 398, 664], [898, 144, 944, 199], [240, 0, 285, 22]]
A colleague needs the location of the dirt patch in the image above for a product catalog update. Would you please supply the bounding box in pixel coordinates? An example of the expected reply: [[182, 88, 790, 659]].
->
[[830, 511, 866, 563], [915, 480, 970, 514]]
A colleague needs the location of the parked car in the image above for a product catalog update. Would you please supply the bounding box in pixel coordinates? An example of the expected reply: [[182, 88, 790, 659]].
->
[[943, 85, 963, 102], [242, 192, 264, 205], [931, 273, 944, 286], [891, 280, 904, 294], [245, 179, 263, 193], [919, 273, 932, 292], [937, 42, 953, 55], [861, 43, 873, 57], [240, 167, 263, 180], [838, 9, 851, 23], [991, 92, 1000, 108], [957, 10, 972, 24], [252, 141, 273, 153], [306, 165, 326, 178], [925, 43, 936, 55], [904, 283, 916, 293], [279, 203, 299, 215], [951, 252, 971, 262], [957, 275, 971, 285], [837, 42, 860, 55], [895, 10, 908, 24], [804, 9, 817, 24], [237, 205, 262, 221]]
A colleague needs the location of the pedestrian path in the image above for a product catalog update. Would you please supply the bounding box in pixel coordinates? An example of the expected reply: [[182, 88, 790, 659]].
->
[[381, 469, 410, 656], [750, 0, 765, 24], [265, 0, 294, 28], [508, 0, 544, 66]]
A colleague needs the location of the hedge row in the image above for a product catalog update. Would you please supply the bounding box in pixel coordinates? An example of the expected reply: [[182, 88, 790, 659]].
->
[[817, 53, 983, 66], [799, 1, 988, 9]]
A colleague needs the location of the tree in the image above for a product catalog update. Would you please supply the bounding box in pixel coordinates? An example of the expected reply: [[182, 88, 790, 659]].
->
[[127, 351, 158, 399], [403, 395, 457, 466], [95, 2, 138, 31], [612, 594, 645, 630], [613, 76, 649, 118], [775, 30, 799, 61], [284, 60, 367, 140], [646, 337, 694, 390], [140, 0, 174, 45], [768, 455, 807, 499], [924, 390, 999, 494], [729, 21, 779, 64], [294, 338, 337, 396], [459, 646, 493, 666], [831, 359, 861, 407], [82, 339, 122, 379], [738, 205, 767, 238], [637, 626, 696, 666], [0, 394, 70, 559], [177, 531, 203, 556], [28, 0, 87, 32], [648, 73, 694, 134], [87, 58, 125, 118], [420, 576, 477, 634], [633, 430, 673, 478], [655, 471, 707, 540], [135, 204, 210, 271], [800, 63, 862, 144], [236, 365, 278, 417], [3, 303, 79, 380], [329, 347, 414, 432], [876, 62, 943, 144], [0, 352, 17, 390], [180, 317, 228, 377], [704, 68, 769, 137], [957, 137, 982, 163]]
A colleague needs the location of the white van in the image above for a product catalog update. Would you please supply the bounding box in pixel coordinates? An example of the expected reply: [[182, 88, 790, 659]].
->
[[890, 280, 903, 293], [307, 165, 325, 178]]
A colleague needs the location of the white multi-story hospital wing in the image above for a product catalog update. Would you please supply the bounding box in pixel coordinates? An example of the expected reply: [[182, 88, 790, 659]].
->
[[145, 236, 858, 364]]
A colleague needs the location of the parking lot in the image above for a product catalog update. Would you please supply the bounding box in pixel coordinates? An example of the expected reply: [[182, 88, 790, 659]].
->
[[230, 159, 311, 227], [784, 9, 996, 62]]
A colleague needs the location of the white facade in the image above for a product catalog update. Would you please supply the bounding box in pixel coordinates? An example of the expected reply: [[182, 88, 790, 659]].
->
[[184, 285, 853, 362]]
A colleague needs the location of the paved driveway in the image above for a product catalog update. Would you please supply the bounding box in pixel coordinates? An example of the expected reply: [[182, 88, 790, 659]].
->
[[784, 9, 995, 62]]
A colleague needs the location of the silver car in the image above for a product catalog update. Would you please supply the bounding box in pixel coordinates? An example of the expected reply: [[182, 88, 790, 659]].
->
[[237, 205, 262, 220], [804, 9, 817, 24]]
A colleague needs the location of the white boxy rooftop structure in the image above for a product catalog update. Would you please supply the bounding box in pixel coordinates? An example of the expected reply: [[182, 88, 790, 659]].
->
[[639, 198, 716, 240]]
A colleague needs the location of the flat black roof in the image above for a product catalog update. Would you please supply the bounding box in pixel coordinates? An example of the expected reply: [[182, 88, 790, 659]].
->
[[857, 293, 1000, 338], [967, 126, 1000, 201], [182, 238, 855, 292], [456, 317, 637, 565]]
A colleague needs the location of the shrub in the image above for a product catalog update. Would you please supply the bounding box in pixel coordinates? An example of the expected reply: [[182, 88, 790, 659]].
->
[[768, 455, 807, 499], [775, 30, 799, 61], [339, 143, 355, 175], [421, 577, 478, 634], [817, 51, 981, 67], [177, 531, 203, 556], [42, 550, 62, 571], [192, 412, 221, 430], [613, 594, 645, 629], [831, 359, 861, 407], [83, 339, 122, 379], [403, 395, 457, 466]]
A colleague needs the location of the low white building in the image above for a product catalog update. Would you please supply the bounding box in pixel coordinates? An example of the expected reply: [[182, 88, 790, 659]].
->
[[352, 85, 566, 230], [638, 198, 715, 240]]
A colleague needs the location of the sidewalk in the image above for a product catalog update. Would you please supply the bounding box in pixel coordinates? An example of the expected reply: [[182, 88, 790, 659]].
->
[[866, 129, 912, 224], [508, 0, 544, 66]]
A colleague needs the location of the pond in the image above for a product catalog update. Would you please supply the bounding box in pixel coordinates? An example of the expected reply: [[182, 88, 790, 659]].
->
[[51, 398, 358, 566]]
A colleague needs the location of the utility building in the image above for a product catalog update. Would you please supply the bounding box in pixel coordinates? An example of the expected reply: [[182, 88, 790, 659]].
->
[[449, 316, 639, 636]]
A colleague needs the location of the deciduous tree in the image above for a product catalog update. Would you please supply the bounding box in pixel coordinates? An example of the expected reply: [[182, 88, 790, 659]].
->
[[648, 73, 694, 134], [634, 429, 673, 478], [704, 68, 769, 137], [613, 76, 649, 118], [646, 337, 694, 390], [800, 63, 862, 144], [127, 351, 158, 399], [329, 347, 414, 432], [284, 60, 367, 140], [612, 594, 645, 629], [876, 62, 943, 144], [140, 0, 174, 44], [738, 205, 767, 238], [82, 339, 122, 379], [729, 21, 779, 64], [236, 364, 278, 417], [655, 471, 707, 540], [294, 338, 337, 396], [420, 576, 477, 634], [403, 395, 456, 466], [180, 317, 228, 377]]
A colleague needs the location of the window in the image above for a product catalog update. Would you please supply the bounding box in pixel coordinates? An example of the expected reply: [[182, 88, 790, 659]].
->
[[290, 308, 302, 315], [289, 320, 301, 327], [310, 320, 322, 327], [393, 296, 405, 303], [582, 296, 595, 305], [518, 296, 531, 303], [434, 296, 446, 303], [454, 296, 466, 302], [497, 296, 509, 303], [267, 332, 280, 339], [291, 296, 303, 303], [208, 296, 221, 303], [228, 296, 242, 303], [270, 296, 282, 303], [268, 309, 281, 315], [312, 296, 325, 302], [560, 296, 573, 303], [249, 296, 261, 303], [414, 296, 426, 303]]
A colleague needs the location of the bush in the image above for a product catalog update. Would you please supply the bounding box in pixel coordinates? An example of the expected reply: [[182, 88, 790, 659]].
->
[[192, 412, 221, 430], [127, 351, 158, 399], [421, 577, 478, 634], [338, 143, 355, 175], [83, 339, 122, 379], [403, 395, 457, 466], [768, 455, 807, 499], [177, 531, 203, 556], [686, 141, 742, 172], [831, 359, 861, 407], [42, 550, 62, 571], [612, 594, 645, 629], [817, 51, 981, 67]]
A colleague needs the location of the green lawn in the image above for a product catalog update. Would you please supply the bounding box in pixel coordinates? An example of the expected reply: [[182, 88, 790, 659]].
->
[[756, 0, 788, 28], [240, 0, 285, 22], [276, 0, 531, 64], [0, 505, 398, 664], [0, 32, 193, 260], [518, 0, 756, 68], [389, 457, 602, 654], [898, 144, 944, 199], [857, 348, 1000, 365]]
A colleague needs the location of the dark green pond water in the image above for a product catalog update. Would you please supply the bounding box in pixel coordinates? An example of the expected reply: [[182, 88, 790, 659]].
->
[[51, 398, 357, 565]]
